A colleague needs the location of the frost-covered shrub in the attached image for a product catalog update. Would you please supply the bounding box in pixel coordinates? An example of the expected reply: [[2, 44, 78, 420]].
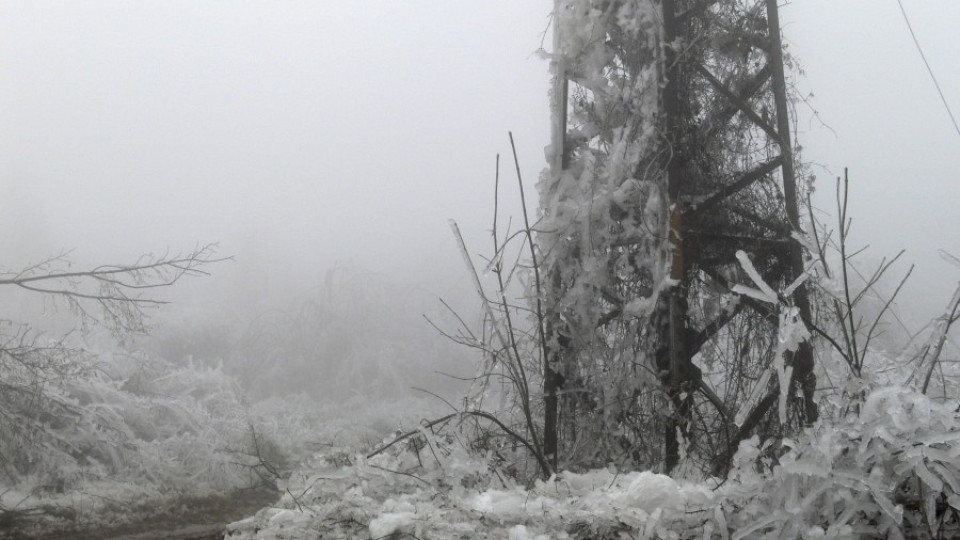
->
[[0, 347, 268, 501], [0, 328, 95, 491], [723, 386, 960, 539]]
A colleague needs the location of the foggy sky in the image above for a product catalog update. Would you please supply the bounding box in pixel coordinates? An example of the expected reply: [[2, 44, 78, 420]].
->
[[785, 1, 960, 321], [1, 1, 958, 326]]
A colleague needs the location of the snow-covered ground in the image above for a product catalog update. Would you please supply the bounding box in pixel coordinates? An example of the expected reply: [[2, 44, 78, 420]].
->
[[227, 451, 719, 540], [225, 386, 960, 540], [4, 349, 960, 540]]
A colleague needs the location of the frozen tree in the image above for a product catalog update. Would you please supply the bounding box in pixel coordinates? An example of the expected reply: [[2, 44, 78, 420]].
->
[[0, 244, 222, 336], [0, 244, 224, 485]]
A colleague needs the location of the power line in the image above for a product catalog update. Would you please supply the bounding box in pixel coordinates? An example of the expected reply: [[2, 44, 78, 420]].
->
[[895, 0, 960, 140]]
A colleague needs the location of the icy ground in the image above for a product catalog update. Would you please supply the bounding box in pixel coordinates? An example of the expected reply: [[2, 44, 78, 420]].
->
[[224, 386, 960, 539], [7, 385, 960, 538], [225, 449, 720, 540]]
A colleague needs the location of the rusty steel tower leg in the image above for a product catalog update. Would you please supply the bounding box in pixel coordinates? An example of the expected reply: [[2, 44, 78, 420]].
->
[[661, 0, 689, 475], [765, 0, 817, 425]]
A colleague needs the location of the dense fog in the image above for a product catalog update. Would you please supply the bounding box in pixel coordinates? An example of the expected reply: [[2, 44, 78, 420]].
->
[[0, 2, 555, 404], [3, 2, 960, 539], [2, 0, 958, 398]]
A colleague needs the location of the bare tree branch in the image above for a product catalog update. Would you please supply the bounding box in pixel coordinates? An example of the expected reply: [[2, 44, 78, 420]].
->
[[0, 243, 229, 336]]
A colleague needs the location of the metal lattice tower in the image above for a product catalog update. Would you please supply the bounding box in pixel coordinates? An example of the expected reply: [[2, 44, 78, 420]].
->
[[543, 0, 817, 474], [661, 0, 816, 473]]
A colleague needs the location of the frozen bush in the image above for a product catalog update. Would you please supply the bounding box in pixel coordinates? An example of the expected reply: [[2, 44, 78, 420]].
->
[[723, 386, 960, 539]]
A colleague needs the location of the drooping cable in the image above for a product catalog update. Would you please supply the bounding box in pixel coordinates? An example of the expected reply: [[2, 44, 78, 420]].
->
[[896, 0, 960, 140]]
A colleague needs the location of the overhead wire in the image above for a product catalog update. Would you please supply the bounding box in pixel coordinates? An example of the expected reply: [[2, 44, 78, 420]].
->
[[895, 0, 960, 140]]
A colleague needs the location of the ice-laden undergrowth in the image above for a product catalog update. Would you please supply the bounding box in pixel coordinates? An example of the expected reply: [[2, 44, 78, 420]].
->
[[224, 386, 960, 539], [727, 386, 960, 539], [0, 349, 283, 536]]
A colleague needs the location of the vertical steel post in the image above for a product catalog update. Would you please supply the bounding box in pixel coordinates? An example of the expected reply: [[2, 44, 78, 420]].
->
[[661, 0, 689, 474], [765, 0, 817, 423], [543, 0, 570, 470]]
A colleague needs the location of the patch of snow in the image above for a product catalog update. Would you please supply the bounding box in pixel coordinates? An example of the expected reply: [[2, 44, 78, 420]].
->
[[619, 471, 682, 511], [508, 524, 552, 540], [369, 511, 417, 539]]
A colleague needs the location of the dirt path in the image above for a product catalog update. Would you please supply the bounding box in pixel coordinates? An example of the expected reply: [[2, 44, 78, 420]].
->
[[15, 487, 281, 540]]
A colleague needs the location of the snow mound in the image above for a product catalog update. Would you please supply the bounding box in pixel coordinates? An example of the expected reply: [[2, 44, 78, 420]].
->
[[619, 470, 682, 510], [369, 511, 417, 538], [508, 524, 550, 540]]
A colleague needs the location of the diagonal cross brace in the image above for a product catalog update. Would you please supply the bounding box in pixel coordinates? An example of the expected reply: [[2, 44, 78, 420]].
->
[[688, 155, 783, 216], [695, 63, 780, 142]]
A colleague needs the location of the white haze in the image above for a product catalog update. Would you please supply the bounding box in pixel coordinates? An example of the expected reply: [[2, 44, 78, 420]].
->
[[1, 1, 958, 396], [786, 0, 960, 323], [0, 2, 549, 296]]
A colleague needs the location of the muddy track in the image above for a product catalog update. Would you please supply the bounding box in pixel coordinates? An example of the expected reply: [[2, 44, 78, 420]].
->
[[7, 487, 281, 540]]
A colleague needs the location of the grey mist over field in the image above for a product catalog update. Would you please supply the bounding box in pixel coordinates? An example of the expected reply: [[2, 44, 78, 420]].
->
[[3, 3, 960, 538], [1, 1, 958, 396]]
